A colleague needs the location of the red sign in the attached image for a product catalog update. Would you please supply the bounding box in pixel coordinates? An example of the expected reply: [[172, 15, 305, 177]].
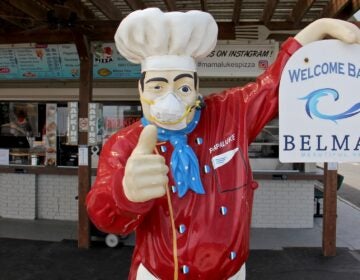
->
[[0, 68, 10, 74]]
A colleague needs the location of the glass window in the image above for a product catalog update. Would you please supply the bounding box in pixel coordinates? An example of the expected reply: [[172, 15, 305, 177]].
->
[[0, 102, 37, 137], [102, 105, 142, 145], [0, 102, 142, 167]]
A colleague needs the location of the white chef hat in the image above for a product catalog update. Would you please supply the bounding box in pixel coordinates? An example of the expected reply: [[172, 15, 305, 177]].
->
[[114, 8, 218, 72]]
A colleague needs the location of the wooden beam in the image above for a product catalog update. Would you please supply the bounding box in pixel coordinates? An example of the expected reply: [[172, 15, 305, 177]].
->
[[5, 0, 47, 20], [88, 22, 236, 41], [336, 0, 360, 19], [261, 0, 279, 25], [200, 0, 208, 11], [352, 0, 360, 10], [38, 0, 96, 20], [236, 21, 308, 30], [64, 0, 96, 19], [63, 0, 96, 19], [0, 29, 74, 44], [164, 0, 176, 11], [0, 1, 29, 29], [233, 0, 243, 24], [124, 0, 146, 10], [322, 163, 338, 256], [289, 0, 316, 27], [0, 19, 23, 30], [267, 33, 298, 41], [88, 0, 122, 20], [0, 22, 237, 44], [321, 0, 350, 18], [89, 22, 236, 40], [72, 30, 93, 249], [35, 0, 55, 9], [3, 21, 301, 44], [218, 22, 235, 40]]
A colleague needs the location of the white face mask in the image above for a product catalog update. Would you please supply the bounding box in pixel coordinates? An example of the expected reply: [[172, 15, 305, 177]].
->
[[149, 92, 192, 130]]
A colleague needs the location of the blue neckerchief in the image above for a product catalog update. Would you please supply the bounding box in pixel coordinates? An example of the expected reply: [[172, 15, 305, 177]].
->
[[141, 110, 205, 198]]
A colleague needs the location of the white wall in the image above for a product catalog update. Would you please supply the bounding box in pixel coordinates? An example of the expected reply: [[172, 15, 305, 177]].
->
[[1, 173, 316, 229], [252, 180, 315, 228], [0, 173, 36, 219], [0, 87, 228, 101], [37, 175, 78, 220]]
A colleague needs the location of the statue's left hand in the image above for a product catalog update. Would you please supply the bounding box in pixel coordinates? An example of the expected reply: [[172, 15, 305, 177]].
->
[[295, 18, 360, 46]]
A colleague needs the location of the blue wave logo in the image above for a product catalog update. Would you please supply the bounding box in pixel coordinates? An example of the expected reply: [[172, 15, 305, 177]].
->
[[299, 88, 360, 123]]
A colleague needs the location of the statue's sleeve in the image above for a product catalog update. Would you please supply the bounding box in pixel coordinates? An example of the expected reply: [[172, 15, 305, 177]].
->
[[205, 38, 302, 145], [243, 37, 302, 143], [86, 126, 154, 235]]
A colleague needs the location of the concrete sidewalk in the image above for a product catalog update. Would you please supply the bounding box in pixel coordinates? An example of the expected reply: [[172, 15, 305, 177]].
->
[[251, 198, 360, 251], [1, 198, 360, 279], [1, 237, 359, 280], [1, 198, 359, 251]]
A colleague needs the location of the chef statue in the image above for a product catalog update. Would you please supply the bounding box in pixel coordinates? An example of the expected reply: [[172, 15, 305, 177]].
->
[[86, 8, 360, 280]]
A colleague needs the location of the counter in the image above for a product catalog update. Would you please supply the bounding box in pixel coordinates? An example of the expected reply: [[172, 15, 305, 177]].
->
[[0, 166, 323, 228]]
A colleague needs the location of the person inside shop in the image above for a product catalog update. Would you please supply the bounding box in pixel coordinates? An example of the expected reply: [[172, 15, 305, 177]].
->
[[86, 8, 360, 280], [1, 109, 33, 137]]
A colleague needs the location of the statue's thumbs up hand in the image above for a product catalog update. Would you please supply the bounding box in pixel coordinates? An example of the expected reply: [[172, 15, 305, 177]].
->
[[123, 125, 169, 202]]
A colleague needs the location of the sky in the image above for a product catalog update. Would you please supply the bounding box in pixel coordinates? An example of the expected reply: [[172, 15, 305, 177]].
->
[[354, 9, 360, 20]]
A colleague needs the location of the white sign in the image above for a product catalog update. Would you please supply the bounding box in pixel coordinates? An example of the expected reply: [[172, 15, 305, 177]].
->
[[88, 103, 97, 146], [197, 42, 278, 77], [279, 40, 360, 163], [328, 162, 338, 170], [79, 118, 88, 132], [0, 149, 9, 165], [45, 103, 57, 166], [88, 103, 103, 146], [67, 102, 78, 145], [78, 146, 88, 166]]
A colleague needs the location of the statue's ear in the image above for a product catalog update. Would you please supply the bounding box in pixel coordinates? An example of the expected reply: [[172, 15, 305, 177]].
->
[[194, 72, 199, 92], [138, 71, 146, 96], [138, 80, 142, 95], [196, 94, 206, 110]]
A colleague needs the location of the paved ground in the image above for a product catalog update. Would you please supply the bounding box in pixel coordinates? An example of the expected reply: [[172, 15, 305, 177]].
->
[[1, 198, 360, 250], [316, 162, 360, 208], [1, 197, 359, 279], [338, 163, 360, 208], [338, 183, 360, 208], [339, 163, 360, 191], [1, 162, 359, 279], [1, 238, 360, 280], [0, 238, 132, 280], [247, 248, 360, 280]]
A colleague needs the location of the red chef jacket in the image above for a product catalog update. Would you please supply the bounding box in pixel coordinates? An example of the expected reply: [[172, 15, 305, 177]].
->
[[86, 37, 302, 280]]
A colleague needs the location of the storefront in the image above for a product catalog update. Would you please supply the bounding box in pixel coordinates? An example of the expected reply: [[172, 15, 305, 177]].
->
[[0, 41, 323, 238], [0, 95, 322, 230], [0, 89, 141, 220]]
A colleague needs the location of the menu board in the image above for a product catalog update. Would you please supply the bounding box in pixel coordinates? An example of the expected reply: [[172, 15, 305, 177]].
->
[[93, 42, 141, 79], [45, 103, 57, 166], [0, 49, 18, 79], [0, 43, 141, 80], [58, 44, 81, 78]]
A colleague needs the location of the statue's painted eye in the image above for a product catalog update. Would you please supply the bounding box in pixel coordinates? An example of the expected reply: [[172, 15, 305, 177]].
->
[[178, 85, 191, 94], [154, 85, 162, 90]]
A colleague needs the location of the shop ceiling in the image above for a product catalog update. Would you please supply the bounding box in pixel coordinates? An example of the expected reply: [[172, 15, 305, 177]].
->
[[0, 0, 359, 44]]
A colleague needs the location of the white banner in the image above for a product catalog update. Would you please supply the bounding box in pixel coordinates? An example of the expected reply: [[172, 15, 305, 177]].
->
[[67, 102, 78, 145], [45, 103, 57, 166], [0, 149, 9, 165], [88, 103, 103, 146], [197, 42, 279, 77], [279, 40, 360, 163]]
